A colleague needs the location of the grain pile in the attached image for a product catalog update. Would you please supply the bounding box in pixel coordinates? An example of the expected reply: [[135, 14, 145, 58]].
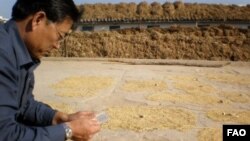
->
[[206, 73, 250, 86], [170, 75, 216, 95], [146, 92, 222, 105], [51, 76, 113, 98], [146, 75, 223, 105], [197, 128, 221, 141], [78, 1, 250, 21], [207, 110, 250, 123], [49, 25, 250, 61], [218, 91, 250, 103], [103, 106, 196, 132], [49, 2, 250, 60]]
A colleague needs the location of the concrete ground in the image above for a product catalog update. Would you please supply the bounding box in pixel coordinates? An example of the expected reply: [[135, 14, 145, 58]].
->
[[34, 58, 250, 141]]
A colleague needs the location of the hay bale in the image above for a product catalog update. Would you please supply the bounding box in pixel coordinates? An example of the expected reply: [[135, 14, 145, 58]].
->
[[162, 2, 175, 16], [49, 25, 250, 61], [150, 2, 163, 17], [173, 1, 185, 10], [136, 1, 150, 17], [79, 2, 250, 21]]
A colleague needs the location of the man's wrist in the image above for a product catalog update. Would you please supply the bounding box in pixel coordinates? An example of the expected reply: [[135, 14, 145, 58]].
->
[[62, 123, 73, 140], [52, 111, 69, 125]]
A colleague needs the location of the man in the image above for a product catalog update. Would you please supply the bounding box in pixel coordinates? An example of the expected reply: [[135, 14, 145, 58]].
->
[[0, 0, 100, 141]]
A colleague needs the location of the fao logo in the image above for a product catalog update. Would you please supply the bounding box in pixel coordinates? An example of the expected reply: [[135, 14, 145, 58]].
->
[[223, 125, 249, 141], [227, 129, 246, 136]]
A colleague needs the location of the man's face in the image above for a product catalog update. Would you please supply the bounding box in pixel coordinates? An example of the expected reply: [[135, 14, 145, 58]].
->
[[25, 16, 73, 59]]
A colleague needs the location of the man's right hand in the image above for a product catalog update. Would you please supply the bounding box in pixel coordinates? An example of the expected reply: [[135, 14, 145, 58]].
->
[[65, 114, 100, 141]]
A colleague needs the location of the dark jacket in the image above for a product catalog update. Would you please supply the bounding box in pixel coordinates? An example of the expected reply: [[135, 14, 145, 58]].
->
[[0, 20, 65, 141]]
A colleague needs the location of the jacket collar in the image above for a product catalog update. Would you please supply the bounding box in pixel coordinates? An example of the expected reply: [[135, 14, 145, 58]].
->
[[4, 20, 39, 67]]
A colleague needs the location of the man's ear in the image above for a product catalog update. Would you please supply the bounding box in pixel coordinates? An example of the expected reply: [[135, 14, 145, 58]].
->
[[31, 11, 47, 30]]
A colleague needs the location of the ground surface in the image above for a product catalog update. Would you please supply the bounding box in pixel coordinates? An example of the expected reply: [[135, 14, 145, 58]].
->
[[34, 58, 250, 141]]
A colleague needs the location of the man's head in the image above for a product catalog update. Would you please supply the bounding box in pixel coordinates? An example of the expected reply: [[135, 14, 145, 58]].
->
[[12, 0, 81, 59]]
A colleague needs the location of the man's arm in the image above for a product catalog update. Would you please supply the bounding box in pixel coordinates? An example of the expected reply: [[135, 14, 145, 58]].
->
[[21, 95, 58, 126], [0, 113, 65, 141], [0, 50, 65, 141]]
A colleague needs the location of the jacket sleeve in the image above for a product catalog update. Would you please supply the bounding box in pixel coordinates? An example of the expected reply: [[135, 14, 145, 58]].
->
[[0, 49, 66, 141], [21, 95, 58, 126]]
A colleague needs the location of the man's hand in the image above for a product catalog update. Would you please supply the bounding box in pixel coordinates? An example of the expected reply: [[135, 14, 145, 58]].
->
[[66, 116, 100, 141], [68, 111, 95, 121], [52, 111, 69, 125], [52, 111, 96, 125], [52, 111, 101, 141]]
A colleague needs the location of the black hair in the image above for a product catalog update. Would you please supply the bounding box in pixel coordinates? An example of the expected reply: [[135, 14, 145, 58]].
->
[[12, 0, 81, 24]]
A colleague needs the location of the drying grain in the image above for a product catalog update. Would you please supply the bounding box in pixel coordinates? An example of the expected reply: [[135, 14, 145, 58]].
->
[[121, 80, 167, 92], [170, 75, 216, 95], [45, 101, 76, 114], [197, 128, 221, 141], [51, 76, 113, 98], [218, 91, 250, 103], [206, 73, 250, 86], [103, 106, 196, 132], [207, 110, 250, 123], [146, 92, 223, 105]]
